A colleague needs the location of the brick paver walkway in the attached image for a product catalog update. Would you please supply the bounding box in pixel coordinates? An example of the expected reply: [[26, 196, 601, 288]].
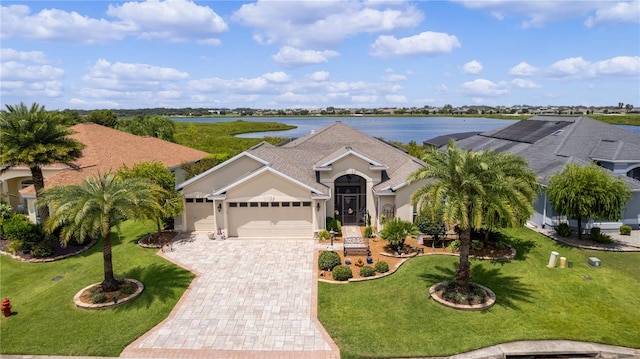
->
[[121, 233, 339, 358]]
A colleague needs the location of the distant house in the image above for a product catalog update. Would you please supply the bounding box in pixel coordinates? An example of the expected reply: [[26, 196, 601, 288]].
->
[[434, 116, 640, 230], [174, 121, 428, 237], [0, 123, 209, 223]]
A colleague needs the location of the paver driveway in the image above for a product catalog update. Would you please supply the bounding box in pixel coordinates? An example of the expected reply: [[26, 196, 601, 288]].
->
[[121, 233, 339, 358]]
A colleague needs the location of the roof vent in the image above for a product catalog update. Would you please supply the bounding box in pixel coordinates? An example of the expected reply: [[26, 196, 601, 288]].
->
[[552, 130, 563, 136]]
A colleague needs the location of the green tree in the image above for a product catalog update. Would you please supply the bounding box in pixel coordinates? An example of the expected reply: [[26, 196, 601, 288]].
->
[[407, 140, 538, 293], [116, 115, 175, 142], [38, 173, 164, 291], [0, 102, 85, 223], [546, 163, 631, 239], [117, 161, 183, 233], [84, 110, 118, 128], [379, 217, 419, 252]]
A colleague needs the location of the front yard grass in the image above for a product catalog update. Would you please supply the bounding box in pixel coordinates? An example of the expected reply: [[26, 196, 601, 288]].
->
[[318, 227, 640, 359], [0, 220, 194, 357]]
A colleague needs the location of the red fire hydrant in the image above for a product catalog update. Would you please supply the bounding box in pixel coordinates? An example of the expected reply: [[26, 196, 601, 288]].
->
[[1, 298, 12, 318]]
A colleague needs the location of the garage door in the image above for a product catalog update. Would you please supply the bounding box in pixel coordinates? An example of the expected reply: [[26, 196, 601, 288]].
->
[[185, 199, 215, 231], [227, 201, 312, 238]]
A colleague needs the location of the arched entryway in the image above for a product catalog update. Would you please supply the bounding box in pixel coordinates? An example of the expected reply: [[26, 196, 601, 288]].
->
[[334, 174, 366, 225]]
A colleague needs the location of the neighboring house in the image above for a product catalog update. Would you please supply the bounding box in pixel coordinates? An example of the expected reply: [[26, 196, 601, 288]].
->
[[0, 123, 209, 223], [175, 121, 428, 237], [435, 116, 640, 230]]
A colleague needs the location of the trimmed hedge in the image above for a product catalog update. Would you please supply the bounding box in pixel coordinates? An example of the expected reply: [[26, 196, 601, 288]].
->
[[374, 261, 389, 273], [359, 266, 376, 277], [332, 265, 353, 281], [318, 250, 341, 271]]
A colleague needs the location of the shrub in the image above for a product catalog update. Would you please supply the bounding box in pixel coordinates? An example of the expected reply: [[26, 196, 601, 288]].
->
[[91, 293, 107, 304], [332, 265, 353, 281], [364, 226, 373, 238], [620, 225, 632, 236], [554, 222, 572, 237], [2, 214, 44, 242], [414, 212, 447, 241], [374, 261, 389, 273], [6, 240, 24, 254], [359, 266, 376, 277], [495, 241, 507, 250], [447, 239, 461, 252], [120, 282, 136, 295], [30, 243, 53, 258], [317, 229, 330, 241], [318, 251, 341, 271], [325, 217, 342, 233], [590, 227, 613, 244], [471, 240, 484, 251]]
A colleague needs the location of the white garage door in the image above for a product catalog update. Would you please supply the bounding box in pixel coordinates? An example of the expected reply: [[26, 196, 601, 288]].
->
[[227, 201, 312, 238], [186, 199, 216, 231]]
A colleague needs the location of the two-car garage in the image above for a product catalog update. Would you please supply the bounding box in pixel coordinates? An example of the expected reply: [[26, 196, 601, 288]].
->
[[226, 201, 313, 238]]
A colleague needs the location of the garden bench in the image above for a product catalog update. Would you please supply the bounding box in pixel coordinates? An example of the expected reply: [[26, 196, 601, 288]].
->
[[343, 237, 370, 256]]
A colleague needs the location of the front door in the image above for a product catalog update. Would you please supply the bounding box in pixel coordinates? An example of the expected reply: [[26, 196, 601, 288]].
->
[[341, 194, 359, 225]]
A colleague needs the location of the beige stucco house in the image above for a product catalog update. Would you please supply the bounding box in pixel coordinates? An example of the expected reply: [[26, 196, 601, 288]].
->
[[0, 123, 209, 223], [175, 121, 428, 237]]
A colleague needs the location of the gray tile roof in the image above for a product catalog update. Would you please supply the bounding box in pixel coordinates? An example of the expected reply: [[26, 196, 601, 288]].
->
[[246, 121, 425, 194], [452, 116, 640, 189]]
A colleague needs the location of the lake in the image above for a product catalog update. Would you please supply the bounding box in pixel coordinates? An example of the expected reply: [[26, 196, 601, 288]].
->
[[171, 116, 640, 144]]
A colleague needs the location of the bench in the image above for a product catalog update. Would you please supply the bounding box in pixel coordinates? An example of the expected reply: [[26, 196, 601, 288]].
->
[[343, 237, 370, 256]]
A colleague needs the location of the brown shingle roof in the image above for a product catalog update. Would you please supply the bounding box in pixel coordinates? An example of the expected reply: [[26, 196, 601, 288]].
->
[[21, 123, 209, 195]]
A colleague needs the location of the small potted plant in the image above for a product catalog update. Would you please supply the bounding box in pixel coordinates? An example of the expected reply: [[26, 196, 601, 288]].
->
[[317, 229, 330, 241]]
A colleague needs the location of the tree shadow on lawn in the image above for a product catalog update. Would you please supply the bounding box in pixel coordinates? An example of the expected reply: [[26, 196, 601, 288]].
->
[[496, 232, 537, 261], [120, 264, 194, 309], [419, 262, 535, 310]]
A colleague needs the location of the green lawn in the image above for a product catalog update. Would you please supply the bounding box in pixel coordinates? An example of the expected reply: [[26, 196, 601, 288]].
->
[[318, 227, 640, 359], [0, 220, 194, 357]]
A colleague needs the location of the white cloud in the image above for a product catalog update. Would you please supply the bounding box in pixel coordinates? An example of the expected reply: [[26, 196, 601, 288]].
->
[[262, 72, 291, 83], [454, 1, 607, 28], [585, 1, 640, 27], [370, 31, 461, 57], [1, 1, 227, 45], [307, 71, 330, 81], [0, 48, 49, 64], [381, 74, 407, 82], [233, 0, 423, 48], [591, 56, 640, 76], [461, 60, 483, 74], [460, 78, 509, 96], [272, 46, 339, 68], [107, 0, 228, 42], [508, 61, 538, 76], [511, 78, 542, 89], [82, 59, 188, 91]]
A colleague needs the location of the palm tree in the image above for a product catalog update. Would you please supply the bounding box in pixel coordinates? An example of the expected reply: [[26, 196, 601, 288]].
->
[[407, 140, 538, 293], [0, 102, 84, 223], [38, 173, 165, 291], [379, 218, 419, 252]]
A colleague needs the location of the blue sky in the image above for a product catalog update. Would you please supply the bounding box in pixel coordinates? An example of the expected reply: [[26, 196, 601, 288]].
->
[[1, 0, 639, 110]]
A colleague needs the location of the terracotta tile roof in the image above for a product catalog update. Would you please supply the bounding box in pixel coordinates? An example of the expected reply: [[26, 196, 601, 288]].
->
[[21, 123, 209, 195]]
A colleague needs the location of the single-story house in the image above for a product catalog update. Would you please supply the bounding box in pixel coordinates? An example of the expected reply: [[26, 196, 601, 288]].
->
[[435, 115, 640, 231], [0, 123, 209, 223], [174, 121, 428, 237]]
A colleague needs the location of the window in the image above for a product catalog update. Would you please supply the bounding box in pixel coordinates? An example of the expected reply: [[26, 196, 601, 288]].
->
[[250, 202, 258, 207], [260, 202, 269, 207], [186, 198, 194, 203], [292, 202, 301, 207], [195, 198, 204, 203], [239, 203, 248, 207], [271, 202, 280, 207], [229, 202, 238, 207], [302, 202, 311, 207], [282, 202, 290, 207]]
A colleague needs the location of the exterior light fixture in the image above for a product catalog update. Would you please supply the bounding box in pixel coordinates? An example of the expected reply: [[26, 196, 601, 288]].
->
[[316, 203, 320, 211], [217, 203, 222, 212]]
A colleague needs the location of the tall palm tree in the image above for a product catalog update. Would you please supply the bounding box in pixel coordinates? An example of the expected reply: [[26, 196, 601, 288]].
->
[[407, 140, 538, 293], [0, 102, 85, 223], [38, 173, 165, 291]]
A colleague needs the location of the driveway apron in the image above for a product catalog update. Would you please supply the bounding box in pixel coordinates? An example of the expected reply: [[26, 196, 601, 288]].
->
[[121, 233, 339, 358]]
